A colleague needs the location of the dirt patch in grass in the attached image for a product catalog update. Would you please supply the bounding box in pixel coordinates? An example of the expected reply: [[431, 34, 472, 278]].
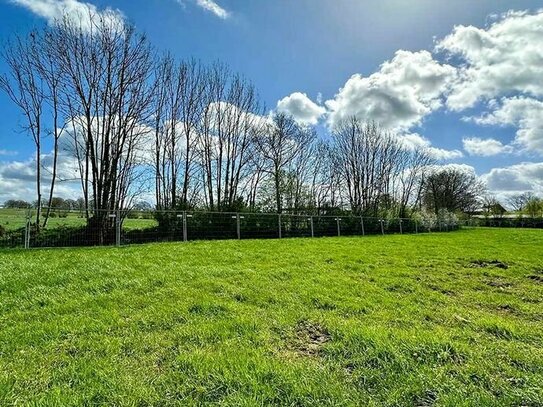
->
[[486, 279, 513, 288], [469, 260, 509, 269], [291, 320, 331, 356], [527, 274, 543, 283], [496, 304, 515, 313], [413, 390, 438, 407], [428, 284, 455, 296]]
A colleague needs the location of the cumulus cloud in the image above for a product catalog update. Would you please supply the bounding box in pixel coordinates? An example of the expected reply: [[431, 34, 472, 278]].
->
[[399, 133, 463, 161], [481, 162, 543, 195], [325, 50, 456, 131], [462, 136, 512, 156], [276, 92, 326, 125], [471, 97, 543, 153], [0, 150, 81, 204], [10, 0, 125, 31], [437, 10, 543, 111]]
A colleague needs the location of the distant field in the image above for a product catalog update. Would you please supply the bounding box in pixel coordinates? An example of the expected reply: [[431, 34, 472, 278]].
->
[[0, 208, 158, 231], [0, 229, 542, 406]]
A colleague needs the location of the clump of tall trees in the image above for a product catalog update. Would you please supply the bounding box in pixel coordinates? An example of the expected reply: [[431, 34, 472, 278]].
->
[[1, 10, 487, 236]]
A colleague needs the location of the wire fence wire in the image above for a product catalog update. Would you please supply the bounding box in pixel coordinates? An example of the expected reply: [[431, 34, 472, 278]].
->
[[1, 206, 465, 249]]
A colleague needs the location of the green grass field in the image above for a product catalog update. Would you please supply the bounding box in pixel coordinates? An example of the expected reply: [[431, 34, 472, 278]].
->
[[0, 229, 542, 406], [0, 208, 158, 232]]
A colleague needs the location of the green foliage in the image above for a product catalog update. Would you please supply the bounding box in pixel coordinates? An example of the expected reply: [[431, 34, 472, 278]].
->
[[525, 197, 543, 218], [0, 229, 542, 405]]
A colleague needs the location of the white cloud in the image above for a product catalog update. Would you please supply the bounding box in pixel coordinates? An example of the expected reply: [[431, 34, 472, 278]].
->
[[194, 0, 230, 19], [276, 92, 326, 126], [481, 162, 543, 196], [399, 133, 463, 161], [471, 97, 543, 153], [10, 0, 125, 31], [437, 10, 543, 111], [0, 150, 18, 156], [462, 137, 512, 156], [325, 50, 456, 131], [0, 151, 81, 204]]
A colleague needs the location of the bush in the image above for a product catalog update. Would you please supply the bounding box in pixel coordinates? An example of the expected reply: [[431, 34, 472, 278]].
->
[[0, 224, 5, 237], [413, 211, 437, 231]]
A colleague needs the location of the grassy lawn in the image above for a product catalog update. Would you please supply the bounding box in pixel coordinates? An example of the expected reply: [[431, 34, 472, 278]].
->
[[0, 228, 542, 406]]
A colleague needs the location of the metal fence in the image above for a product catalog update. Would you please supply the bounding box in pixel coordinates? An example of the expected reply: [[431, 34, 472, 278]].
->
[[459, 217, 543, 229], [0, 207, 460, 249]]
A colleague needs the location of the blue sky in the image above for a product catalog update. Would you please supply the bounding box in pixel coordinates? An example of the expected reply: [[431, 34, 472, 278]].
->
[[1, 0, 543, 203]]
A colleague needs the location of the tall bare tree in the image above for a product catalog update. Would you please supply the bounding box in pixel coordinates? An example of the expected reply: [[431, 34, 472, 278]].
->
[[0, 34, 45, 227], [45, 12, 154, 241], [197, 63, 264, 210], [332, 118, 403, 215], [255, 113, 313, 213]]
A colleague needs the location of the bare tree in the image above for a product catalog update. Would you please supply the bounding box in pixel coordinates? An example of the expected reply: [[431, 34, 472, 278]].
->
[[332, 118, 404, 216], [395, 148, 434, 217], [255, 112, 314, 213], [507, 192, 534, 212], [34, 28, 70, 227], [46, 12, 154, 241], [0, 34, 45, 227], [197, 63, 265, 211]]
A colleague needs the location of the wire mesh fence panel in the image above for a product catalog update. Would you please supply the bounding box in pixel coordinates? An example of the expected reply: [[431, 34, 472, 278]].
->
[[0, 206, 494, 249], [400, 218, 418, 234], [312, 216, 338, 237], [0, 208, 28, 248], [281, 214, 312, 238], [240, 213, 279, 239], [186, 211, 238, 241], [386, 218, 402, 234], [334, 217, 356, 236], [30, 208, 113, 248], [475, 217, 543, 228], [360, 218, 382, 235], [122, 211, 181, 245]]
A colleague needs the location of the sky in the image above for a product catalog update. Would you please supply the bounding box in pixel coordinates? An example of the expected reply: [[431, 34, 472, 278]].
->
[[1, 0, 543, 204]]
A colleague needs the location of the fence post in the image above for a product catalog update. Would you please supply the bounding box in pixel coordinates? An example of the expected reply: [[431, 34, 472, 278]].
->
[[309, 216, 314, 238], [399, 219, 403, 234], [336, 218, 341, 237], [380, 219, 385, 235], [24, 210, 31, 249], [415, 220, 418, 234], [236, 213, 241, 240], [116, 209, 121, 247], [183, 211, 188, 242], [278, 214, 282, 239], [360, 216, 365, 236]]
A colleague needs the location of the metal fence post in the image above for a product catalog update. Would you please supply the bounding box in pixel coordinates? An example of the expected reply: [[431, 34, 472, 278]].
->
[[309, 216, 314, 238], [336, 217, 341, 237], [399, 219, 403, 234], [24, 210, 31, 249], [116, 209, 121, 247], [236, 213, 241, 240], [380, 219, 385, 235], [360, 216, 365, 236], [183, 211, 188, 242], [278, 214, 282, 239]]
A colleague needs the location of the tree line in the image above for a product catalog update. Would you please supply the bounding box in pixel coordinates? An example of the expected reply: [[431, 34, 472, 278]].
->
[[1, 11, 491, 239]]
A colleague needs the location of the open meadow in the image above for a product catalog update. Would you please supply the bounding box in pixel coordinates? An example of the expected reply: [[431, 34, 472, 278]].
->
[[0, 228, 542, 406]]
